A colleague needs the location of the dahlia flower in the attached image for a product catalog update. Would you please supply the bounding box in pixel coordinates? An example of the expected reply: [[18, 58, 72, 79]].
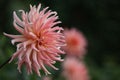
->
[[4, 4, 65, 76], [62, 28, 87, 58], [62, 57, 89, 80]]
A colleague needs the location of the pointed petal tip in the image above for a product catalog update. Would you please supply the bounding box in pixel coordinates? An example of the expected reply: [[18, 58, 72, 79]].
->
[[45, 72, 51, 75], [11, 40, 15, 45], [3, 32, 7, 36], [8, 57, 14, 63], [60, 59, 64, 62], [13, 11, 16, 17], [56, 68, 59, 70], [37, 72, 41, 77], [13, 11, 16, 14], [17, 68, 22, 73]]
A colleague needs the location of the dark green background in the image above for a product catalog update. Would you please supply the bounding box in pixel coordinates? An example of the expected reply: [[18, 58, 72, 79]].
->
[[0, 0, 120, 80]]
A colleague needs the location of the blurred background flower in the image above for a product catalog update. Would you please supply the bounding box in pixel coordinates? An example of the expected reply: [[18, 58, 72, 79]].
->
[[0, 0, 120, 80], [42, 76, 52, 80], [62, 28, 87, 59], [62, 57, 89, 80]]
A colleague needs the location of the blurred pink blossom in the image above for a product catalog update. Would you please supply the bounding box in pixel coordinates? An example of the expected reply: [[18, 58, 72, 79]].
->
[[62, 28, 87, 58], [62, 57, 89, 80], [4, 4, 66, 76], [42, 76, 52, 80]]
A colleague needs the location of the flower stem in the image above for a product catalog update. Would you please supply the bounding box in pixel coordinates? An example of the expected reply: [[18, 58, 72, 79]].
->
[[0, 57, 11, 69]]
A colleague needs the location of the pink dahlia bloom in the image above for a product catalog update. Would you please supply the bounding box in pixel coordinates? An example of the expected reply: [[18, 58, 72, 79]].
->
[[62, 57, 89, 80], [4, 4, 65, 76], [62, 28, 87, 58]]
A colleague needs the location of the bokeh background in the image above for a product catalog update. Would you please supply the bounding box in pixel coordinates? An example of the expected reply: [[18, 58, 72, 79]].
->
[[0, 0, 120, 80]]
